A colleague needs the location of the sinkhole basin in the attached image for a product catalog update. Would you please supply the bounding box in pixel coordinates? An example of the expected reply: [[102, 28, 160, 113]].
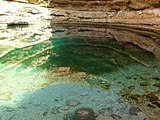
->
[[0, 24, 160, 120]]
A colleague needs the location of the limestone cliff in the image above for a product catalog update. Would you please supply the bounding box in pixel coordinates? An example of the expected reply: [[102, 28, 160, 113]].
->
[[4, 0, 160, 25], [10, 0, 160, 11], [48, 0, 160, 11]]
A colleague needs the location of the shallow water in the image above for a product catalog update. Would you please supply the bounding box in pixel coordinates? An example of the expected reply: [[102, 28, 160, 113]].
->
[[0, 24, 160, 120]]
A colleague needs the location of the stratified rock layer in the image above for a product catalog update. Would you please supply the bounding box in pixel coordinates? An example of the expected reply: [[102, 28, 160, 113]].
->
[[4, 0, 160, 25]]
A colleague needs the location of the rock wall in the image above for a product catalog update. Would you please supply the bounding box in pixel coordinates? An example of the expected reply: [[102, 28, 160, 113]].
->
[[48, 0, 160, 25], [7, 0, 160, 11], [51, 24, 160, 60], [5, 0, 160, 25], [17, 0, 160, 10], [48, 0, 160, 11]]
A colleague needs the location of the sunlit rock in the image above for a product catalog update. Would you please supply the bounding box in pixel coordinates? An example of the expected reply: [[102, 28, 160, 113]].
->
[[58, 67, 70, 72]]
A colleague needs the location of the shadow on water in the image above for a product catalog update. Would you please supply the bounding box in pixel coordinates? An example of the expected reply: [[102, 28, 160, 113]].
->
[[0, 24, 160, 120], [0, 84, 140, 120]]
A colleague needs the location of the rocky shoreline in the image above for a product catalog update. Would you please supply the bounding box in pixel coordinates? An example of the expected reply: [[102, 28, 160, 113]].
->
[[1, 1, 160, 27]]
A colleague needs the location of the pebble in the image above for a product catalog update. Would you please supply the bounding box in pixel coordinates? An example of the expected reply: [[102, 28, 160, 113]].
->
[[111, 114, 122, 119], [140, 82, 151, 86], [74, 108, 95, 120], [58, 67, 70, 72], [129, 107, 141, 115]]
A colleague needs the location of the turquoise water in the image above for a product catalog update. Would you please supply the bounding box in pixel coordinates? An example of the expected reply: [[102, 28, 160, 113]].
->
[[0, 25, 160, 120]]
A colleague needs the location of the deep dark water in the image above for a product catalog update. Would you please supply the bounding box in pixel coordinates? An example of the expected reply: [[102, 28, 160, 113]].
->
[[0, 25, 160, 120]]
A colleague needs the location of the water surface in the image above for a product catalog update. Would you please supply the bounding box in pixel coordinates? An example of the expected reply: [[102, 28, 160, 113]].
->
[[0, 24, 160, 120]]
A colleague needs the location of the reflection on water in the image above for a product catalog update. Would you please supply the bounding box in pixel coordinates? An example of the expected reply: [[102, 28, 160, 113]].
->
[[0, 24, 160, 120]]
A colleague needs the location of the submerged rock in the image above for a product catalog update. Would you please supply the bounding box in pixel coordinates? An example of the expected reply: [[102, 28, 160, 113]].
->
[[152, 101, 160, 108], [0, 75, 5, 80], [96, 113, 122, 120], [146, 93, 158, 102], [74, 108, 95, 120], [153, 83, 160, 88], [140, 82, 151, 86], [96, 114, 115, 120], [58, 67, 70, 72], [152, 77, 160, 81], [51, 106, 61, 114], [43, 111, 48, 117], [111, 114, 122, 119], [2, 112, 15, 120], [129, 107, 142, 115], [66, 100, 80, 107], [0, 92, 12, 101], [130, 94, 141, 101]]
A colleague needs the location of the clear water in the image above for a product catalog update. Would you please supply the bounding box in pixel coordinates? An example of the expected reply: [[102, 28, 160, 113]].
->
[[0, 25, 160, 120]]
